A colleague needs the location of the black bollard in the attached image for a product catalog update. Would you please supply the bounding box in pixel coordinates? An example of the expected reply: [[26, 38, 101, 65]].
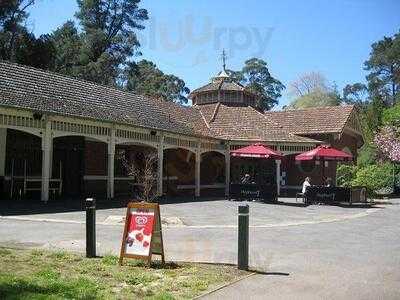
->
[[86, 198, 96, 258], [238, 204, 249, 270]]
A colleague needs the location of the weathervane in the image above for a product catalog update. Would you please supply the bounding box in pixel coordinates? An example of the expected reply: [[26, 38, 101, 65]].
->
[[221, 49, 227, 71]]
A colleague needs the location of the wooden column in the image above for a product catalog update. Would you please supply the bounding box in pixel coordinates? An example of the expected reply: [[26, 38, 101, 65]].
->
[[275, 159, 281, 196], [157, 135, 164, 197], [107, 128, 115, 199], [195, 150, 201, 197], [0, 128, 6, 177], [225, 147, 230, 197], [41, 120, 52, 202]]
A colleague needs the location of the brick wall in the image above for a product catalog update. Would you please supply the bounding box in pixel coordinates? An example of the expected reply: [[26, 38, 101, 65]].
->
[[331, 133, 359, 160], [84, 141, 107, 175]]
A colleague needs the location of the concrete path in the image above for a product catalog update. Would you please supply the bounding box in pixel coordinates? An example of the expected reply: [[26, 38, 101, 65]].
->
[[201, 200, 400, 300], [0, 198, 378, 227]]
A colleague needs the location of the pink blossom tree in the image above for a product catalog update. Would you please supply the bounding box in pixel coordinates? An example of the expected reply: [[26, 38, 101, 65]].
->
[[374, 126, 400, 162]]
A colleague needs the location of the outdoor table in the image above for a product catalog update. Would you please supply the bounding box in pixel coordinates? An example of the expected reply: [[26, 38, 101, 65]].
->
[[305, 186, 351, 204], [229, 183, 278, 202]]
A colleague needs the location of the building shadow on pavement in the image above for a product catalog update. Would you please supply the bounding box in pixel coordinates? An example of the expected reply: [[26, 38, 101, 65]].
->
[[0, 196, 143, 216], [269, 201, 307, 208], [0, 196, 226, 216], [249, 270, 290, 276], [336, 203, 380, 209]]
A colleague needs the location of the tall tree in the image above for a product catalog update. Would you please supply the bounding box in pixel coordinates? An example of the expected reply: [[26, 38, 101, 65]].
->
[[51, 21, 83, 77], [0, 0, 36, 62], [230, 58, 284, 111], [288, 71, 328, 97], [16, 32, 55, 69], [287, 72, 341, 109], [125, 60, 190, 104], [74, 0, 148, 85], [364, 31, 400, 106], [343, 83, 369, 106], [288, 90, 341, 109]]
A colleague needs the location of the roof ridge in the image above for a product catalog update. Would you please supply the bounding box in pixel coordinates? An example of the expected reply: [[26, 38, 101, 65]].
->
[[197, 106, 211, 129], [218, 80, 224, 90], [339, 105, 356, 135], [267, 104, 355, 114], [210, 102, 221, 123]]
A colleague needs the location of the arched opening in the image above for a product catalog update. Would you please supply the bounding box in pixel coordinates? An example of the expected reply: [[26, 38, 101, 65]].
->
[[113, 143, 157, 199], [200, 151, 225, 196], [52, 135, 86, 198], [1, 128, 42, 200], [53, 137, 159, 200], [163, 148, 195, 196]]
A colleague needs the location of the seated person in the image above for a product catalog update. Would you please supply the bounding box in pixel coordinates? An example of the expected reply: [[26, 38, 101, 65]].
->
[[325, 177, 334, 187], [241, 173, 251, 184], [302, 177, 311, 194]]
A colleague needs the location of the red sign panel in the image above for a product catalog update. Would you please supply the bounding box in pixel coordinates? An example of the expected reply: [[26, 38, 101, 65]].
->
[[119, 202, 165, 265], [125, 208, 155, 256]]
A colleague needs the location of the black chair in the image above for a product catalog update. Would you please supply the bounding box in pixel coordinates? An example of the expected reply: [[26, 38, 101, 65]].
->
[[296, 192, 307, 204]]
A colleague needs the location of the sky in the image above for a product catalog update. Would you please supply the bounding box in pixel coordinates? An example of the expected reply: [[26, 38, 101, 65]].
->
[[28, 0, 400, 108]]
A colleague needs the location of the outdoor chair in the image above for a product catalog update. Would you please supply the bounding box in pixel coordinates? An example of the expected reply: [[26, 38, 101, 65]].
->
[[296, 192, 307, 204]]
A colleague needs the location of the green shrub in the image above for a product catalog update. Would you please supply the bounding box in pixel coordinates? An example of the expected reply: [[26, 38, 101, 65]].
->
[[336, 164, 357, 187], [351, 163, 393, 194], [395, 171, 400, 188], [357, 143, 378, 168], [382, 103, 400, 126]]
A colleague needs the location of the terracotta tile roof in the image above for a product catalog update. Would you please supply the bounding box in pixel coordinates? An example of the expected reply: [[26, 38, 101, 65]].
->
[[198, 103, 320, 143], [263, 105, 356, 135], [189, 80, 245, 97], [0, 60, 212, 138], [0, 61, 351, 145]]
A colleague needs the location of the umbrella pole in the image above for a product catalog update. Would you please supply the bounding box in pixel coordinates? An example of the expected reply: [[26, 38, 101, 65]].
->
[[322, 159, 325, 185]]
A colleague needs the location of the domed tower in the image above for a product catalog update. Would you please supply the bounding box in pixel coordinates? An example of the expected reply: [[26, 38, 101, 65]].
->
[[189, 52, 260, 109]]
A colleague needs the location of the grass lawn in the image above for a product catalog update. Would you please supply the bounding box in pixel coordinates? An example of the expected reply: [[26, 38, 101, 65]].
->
[[0, 247, 248, 300]]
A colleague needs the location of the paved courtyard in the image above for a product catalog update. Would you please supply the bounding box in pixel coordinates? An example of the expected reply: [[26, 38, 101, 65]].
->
[[0, 198, 399, 299]]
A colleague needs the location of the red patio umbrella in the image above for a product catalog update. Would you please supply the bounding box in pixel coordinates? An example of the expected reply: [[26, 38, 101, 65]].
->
[[231, 143, 283, 159], [295, 145, 353, 182], [295, 145, 353, 162]]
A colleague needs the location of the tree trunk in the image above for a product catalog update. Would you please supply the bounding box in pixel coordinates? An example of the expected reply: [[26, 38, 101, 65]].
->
[[391, 64, 396, 106]]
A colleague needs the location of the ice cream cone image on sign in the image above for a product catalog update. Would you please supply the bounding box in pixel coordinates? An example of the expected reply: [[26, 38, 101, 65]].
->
[[125, 209, 155, 256]]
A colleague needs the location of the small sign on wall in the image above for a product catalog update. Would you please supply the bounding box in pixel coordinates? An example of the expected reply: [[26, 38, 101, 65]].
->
[[119, 202, 165, 265]]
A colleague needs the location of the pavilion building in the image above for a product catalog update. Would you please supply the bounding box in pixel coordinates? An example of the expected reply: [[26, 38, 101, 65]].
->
[[0, 61, 364, 201]]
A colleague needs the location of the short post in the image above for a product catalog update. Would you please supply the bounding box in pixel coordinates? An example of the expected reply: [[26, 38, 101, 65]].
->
[[238, 204, 249, 270], [86, 198, 96, 258]]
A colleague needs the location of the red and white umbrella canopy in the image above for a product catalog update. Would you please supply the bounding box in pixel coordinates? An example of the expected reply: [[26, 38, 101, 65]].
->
[[295, 145, 353, 161], [231, 143, 283, 159]]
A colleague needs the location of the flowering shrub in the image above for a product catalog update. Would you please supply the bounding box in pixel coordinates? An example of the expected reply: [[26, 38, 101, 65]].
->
[[374, 126, 400, 162]]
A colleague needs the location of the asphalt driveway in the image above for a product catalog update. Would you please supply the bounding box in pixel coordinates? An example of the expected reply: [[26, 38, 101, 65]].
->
[[0, 198, 399, 299]]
